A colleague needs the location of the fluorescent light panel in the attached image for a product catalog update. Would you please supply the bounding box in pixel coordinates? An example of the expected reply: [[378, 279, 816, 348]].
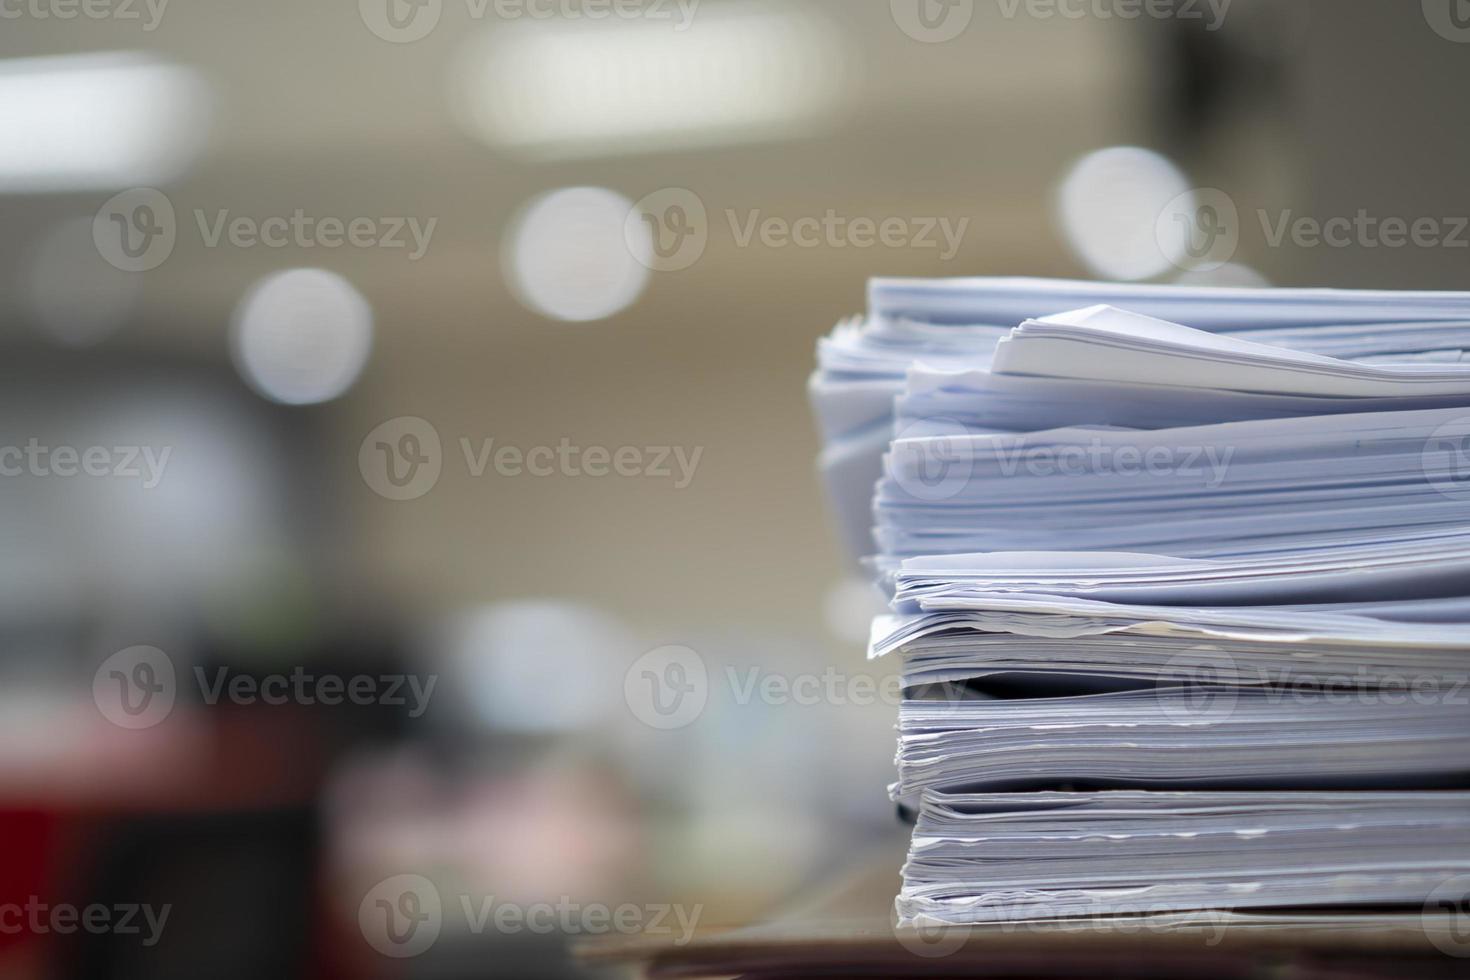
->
[[450, 6, 845, 159], [0, 51, 209, 193]]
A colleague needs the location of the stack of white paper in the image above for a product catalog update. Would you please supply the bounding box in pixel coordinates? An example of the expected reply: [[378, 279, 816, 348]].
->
[[811, 277, 1470, 929], [813, 279, 1470, 559], [877, 613, 1470, 689], [900, 790, 1470, 925], [892, 687, 1470, 801]]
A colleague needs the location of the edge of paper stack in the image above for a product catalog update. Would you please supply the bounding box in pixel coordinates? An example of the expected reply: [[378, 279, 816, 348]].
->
[[812, 277, 1470, 935]]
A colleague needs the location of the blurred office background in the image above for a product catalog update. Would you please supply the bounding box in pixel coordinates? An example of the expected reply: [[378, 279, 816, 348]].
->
[[0, 0, 1467, 976]]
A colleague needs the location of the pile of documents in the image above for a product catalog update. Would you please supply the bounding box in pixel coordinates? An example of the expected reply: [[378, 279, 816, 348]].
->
[[814, 278, 1470, 560], [811, 277, 1470, 927], [902, 791, 1470, 924]]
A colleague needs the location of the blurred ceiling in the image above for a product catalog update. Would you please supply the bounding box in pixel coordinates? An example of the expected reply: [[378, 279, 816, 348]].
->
[[0, 0, 1142, 354]]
